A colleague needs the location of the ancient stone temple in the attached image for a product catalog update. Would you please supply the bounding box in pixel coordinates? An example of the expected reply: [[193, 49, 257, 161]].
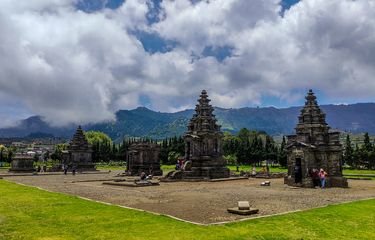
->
[[62, 126, 95, 171], [285, 90, 348, 188], [182, 90, 229, 179], [9, 154, 35, 172], [126, 142, 163, 176]]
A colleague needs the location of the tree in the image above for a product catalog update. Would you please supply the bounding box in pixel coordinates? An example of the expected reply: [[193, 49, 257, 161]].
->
[[85, 131, 112, 146], [278, 136, 287, 167], [0, 145, 8, 163], [343, 135, 354, 167], [363, 132, 372, 152], [85, 131, 113, 162], [360, 132, 373, 169]]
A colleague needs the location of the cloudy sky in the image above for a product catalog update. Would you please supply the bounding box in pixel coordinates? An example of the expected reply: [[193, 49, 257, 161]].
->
[[1, 0, 375, 127]]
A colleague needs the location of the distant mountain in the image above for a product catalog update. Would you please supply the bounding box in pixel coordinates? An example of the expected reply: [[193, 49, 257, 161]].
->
[[1, 103, 375, 141]]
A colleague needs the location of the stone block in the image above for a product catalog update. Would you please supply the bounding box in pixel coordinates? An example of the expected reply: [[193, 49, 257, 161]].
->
[[227, 207, 259, 215], [238, 201, 250, 210]]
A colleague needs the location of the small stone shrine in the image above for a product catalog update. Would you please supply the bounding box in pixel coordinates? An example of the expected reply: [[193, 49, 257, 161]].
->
[[62, 126, 96, 171], [9, 154, 35, 172], [285, 90, 348, 188], [180, 90, 229, 179], [126, 142, 163, 176]]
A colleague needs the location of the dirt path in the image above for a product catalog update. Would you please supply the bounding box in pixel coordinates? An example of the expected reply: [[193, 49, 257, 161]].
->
[[4, 172, 375, 224]]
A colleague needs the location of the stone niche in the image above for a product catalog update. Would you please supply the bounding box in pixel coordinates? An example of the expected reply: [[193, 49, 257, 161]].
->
[[126, 142, 163, 176], [9, 154, 35, 173], [63, 126, 96, 171], [176, 90, 229, 179], [285, 90, 348, 188]]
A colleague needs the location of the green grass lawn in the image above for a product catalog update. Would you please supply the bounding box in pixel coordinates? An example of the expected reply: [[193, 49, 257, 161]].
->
[[343, 169, 375, 175], [96, 165, 124, 171], [0, 180, 374, 239]]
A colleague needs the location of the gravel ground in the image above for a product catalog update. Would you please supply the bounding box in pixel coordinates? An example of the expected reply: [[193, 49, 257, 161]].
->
[[3, 171, 375, 224]]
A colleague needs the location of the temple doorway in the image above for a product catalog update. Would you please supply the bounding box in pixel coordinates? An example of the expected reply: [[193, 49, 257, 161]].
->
[[294, 158, 302, 183]]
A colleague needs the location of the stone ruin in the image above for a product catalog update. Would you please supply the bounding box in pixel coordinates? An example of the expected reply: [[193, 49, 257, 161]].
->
[[9, 154, 35, 173], [62, 126, 96, 171], [166, 90, 230, 179], [126, 142, 163, 176], [285, 90, 348, 188]]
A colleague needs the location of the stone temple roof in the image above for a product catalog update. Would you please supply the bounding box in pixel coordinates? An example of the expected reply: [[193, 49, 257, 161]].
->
[[68, 126, 90, 151], [297, 89, 328, 126], [289, 89, 339, 146], [187, 90, 221, 134]]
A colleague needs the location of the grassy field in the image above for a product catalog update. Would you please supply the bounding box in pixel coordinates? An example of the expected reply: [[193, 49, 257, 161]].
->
[[0, 180, 374, 240]]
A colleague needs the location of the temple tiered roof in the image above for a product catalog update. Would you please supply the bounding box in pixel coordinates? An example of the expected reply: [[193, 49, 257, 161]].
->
[[295, 89, 330, 144], [187, 90, 221, 133], [68, 126, 90, 151]]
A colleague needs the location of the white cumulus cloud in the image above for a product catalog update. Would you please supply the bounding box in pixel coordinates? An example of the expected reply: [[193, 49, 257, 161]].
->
[[0, 0, 375, 127]]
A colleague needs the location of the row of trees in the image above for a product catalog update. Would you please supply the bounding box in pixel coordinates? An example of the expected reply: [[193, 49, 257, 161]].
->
[[159, 136, 185, 165], [5, 130, 375, 170], [0, 145, 13, 163], [43, 129, 288, 166], [344, 133, 375, 169], [222, 128, 287, 167]]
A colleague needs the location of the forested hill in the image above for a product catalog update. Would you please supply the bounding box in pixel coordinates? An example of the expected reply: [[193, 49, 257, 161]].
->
[[1, 103, 375, 141]]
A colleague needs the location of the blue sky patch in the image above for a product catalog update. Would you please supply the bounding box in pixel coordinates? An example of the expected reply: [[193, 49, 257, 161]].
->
[[76, 0, 124, 13], [202, 46, 234, 62], [134, 31, 177, 54]]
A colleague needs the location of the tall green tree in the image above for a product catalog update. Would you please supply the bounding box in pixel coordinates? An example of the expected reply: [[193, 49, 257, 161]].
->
[[344, 135, 354, 167], [278, 136, 287, 167], [85, 131, 113, 162]]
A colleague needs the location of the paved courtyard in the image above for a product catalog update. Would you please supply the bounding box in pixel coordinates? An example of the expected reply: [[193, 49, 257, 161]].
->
[[3, 171, 375, 224]]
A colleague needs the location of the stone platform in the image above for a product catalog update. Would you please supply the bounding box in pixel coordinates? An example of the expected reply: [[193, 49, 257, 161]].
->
[[103, 180, 160, 187]]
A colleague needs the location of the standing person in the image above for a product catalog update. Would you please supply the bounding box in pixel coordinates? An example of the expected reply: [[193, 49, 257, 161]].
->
[[72, 165, 76, 175], [140, 171, 146, 181], [319, 168, 327, 188], [251, 166, 257, 176], [178, 158, 184, 170], [63, 164, 68, 175], [175, 161, 180, 170]]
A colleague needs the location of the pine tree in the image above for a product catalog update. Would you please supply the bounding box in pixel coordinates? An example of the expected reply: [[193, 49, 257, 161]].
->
[[361, 132, 373, 169], [344, 135, 354, 167], [278, 136, 287, 167], [363, 132, 372, 152]]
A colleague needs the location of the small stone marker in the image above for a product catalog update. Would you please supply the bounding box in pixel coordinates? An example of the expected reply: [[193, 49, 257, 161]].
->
[[260, 181, 271, 186], [227, 201, 259, 215], [238, 201, 250, 210]]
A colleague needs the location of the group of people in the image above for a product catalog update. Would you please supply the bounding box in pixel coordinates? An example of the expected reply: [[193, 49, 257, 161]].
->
[[36, 165, 47, 173], [310, 168, 327, 188], [62, 164, 77, 175], [139, 171, 152, 181]]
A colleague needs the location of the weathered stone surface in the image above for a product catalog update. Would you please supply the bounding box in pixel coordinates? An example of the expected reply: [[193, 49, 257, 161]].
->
[[285, 90, 348, 188], [238, 201, 250, 210], [181, 90, 229, 179], [126, 142, 163, 176], [9, 154, 34, 172], [103, 180, 160, 187], [63, 126, 96, 171], [227, 207, 259, 215]]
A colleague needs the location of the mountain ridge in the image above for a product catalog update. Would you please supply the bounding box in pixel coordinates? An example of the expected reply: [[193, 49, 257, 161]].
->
[[1, 103, 375, 140]]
